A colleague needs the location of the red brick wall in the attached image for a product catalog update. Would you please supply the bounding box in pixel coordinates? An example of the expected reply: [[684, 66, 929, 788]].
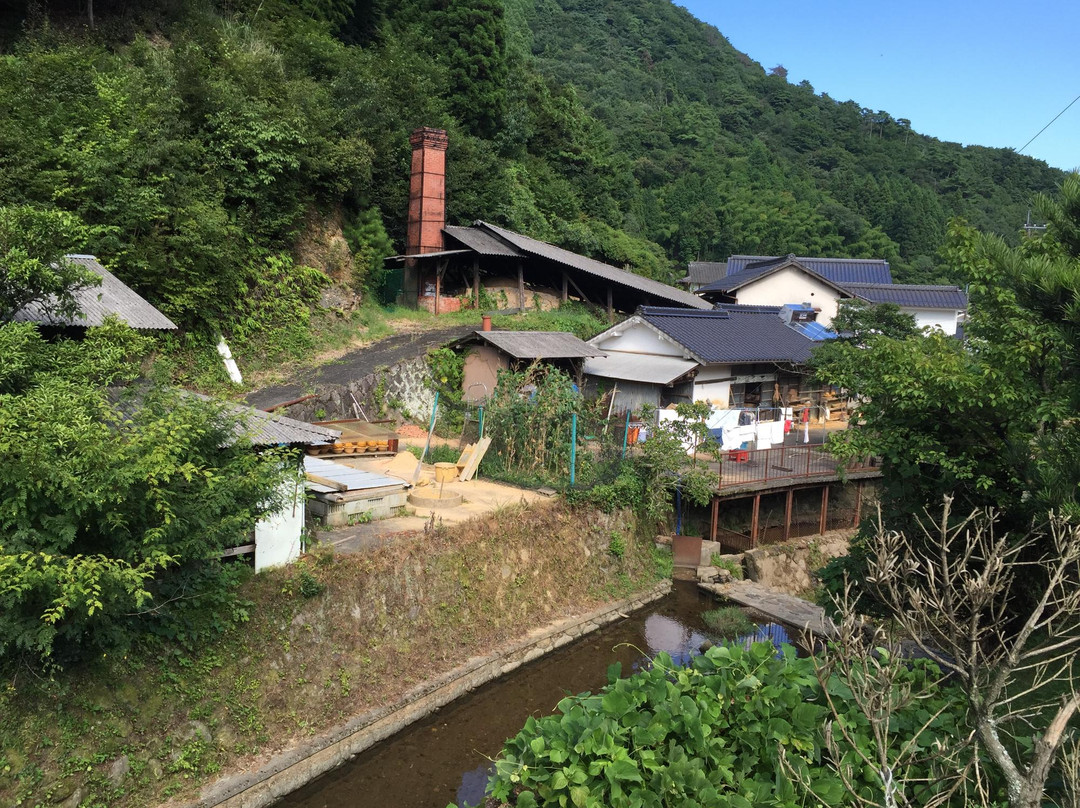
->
[[407, 128, 449, 257]]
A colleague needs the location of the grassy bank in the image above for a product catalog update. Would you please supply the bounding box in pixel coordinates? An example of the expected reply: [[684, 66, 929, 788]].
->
[[0, 502, 666, 808]]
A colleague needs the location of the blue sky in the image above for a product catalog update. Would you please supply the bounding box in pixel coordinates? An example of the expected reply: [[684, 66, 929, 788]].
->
[[675, 1, 1080, 172]]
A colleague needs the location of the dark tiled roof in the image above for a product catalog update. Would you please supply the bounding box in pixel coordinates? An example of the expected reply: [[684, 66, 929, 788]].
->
[[639, 305, 818, 364], [724, 254, 893, 286], [463, 330, 605, 360], [470, 221, 712, 310], [844, 283, 967, 310], [14, 255, 177, 330], [680, 261, 728, 285], [443, 225, 524, 257], [698, 255, 850, 295]]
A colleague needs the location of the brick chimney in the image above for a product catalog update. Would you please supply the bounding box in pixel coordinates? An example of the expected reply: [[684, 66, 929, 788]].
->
[[406, 127, 449, 257]]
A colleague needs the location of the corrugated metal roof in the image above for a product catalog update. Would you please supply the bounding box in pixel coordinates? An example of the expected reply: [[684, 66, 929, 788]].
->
[[640, 305, 818, 364], [472, 222, 713, 310], [584, 351, 698, 384], [304, 456, 408, 494], [844, 283, 967, 309], [470, 330, 606, 359], [229, 403, 340, 447], [443, 225, 524, 257], [14, 255, 177, 330], [724, 254, 893, 286], [108, 387, 341, 447]]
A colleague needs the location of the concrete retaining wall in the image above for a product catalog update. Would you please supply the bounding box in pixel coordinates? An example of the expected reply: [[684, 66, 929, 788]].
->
[[285, 354, 436, 424], [188, 580, 673, 808]]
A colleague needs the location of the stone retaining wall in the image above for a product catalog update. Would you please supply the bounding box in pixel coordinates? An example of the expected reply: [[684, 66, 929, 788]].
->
[[285, 354, 436, 424], [187, 580, 673, 808]]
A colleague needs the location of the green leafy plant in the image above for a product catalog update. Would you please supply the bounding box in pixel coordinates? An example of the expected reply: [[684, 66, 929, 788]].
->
[[482, 644, 998, 808], [607, 531, 626, 559], [709, 554, 744, 580]]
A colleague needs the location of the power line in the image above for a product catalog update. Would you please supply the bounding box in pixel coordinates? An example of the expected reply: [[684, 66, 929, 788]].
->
[[1017, 92, 1080, 156]]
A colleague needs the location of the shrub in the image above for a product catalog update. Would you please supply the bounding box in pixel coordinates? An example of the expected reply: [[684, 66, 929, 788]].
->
[[484, 644, 995, 808], [700, 606, 754, 639]]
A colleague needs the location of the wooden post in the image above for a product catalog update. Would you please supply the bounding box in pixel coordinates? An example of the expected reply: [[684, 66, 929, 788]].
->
[[710, 496, 719, 543], [607, 286, 614, 321], [517, 262, 525, 312], [472, 257, 480, 307], [750, 494, 761, 548], [562, 271, 569, 303], [783, 488, 793, 541], [853, 480, 864, 527], [434, 264, 441, 315], [819, 485, 829, 534]]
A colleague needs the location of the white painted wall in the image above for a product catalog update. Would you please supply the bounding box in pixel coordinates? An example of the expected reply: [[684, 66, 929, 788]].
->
[[733, 268, 841, 326], [906, 308, 960, 335], [691, 363, 733, 407], [593, 321, 686, 356], [254, 476, 306, 572]]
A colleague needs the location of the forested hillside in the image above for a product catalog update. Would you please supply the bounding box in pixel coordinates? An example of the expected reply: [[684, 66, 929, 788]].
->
[[0, 0, 1065, 352]]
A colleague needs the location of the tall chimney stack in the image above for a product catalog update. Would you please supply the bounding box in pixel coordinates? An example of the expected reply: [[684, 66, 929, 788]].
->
[[406, 127, 449, 257]]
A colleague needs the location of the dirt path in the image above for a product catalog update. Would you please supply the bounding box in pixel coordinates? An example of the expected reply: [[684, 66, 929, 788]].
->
[[244, 324, 476, 411]]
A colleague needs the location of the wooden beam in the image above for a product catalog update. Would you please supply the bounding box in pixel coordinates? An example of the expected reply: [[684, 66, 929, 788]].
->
[[562, 271, 568, 303], [853, 480, 864, 527], [517, 262, 525, 312], [783, 488, 794, 542], [306, 473, 348, 492], [819, 485, 829, 534], [606, 286, 614, 322], [472, 257, 480, 307], [564, 272, 592, 306], [750, 494, 760, 548], [710, 496, 719, 543]]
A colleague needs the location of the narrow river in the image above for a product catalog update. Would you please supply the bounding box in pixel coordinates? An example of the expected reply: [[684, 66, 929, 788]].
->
[[277, 582, 788, 808]]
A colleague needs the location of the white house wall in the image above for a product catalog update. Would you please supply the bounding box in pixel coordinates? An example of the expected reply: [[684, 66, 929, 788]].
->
[[692, 364, 733, 408], [254, 476, 305, 572], [906, 308, 959, 335], [735, 268, 841, 326], [594, 322, 687, 357]]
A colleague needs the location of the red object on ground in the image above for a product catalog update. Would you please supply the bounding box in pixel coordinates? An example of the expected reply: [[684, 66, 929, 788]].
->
[[727, 449, 750, 463]]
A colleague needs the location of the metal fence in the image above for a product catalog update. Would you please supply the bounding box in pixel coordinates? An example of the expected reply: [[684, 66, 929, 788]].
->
[[718, 444, 877, 488]]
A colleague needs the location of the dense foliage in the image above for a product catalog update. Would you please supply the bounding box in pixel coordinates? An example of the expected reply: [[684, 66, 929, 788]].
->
[[815, 175, 1080, 536], [0, 320, 292, 664], [482, 643, 995, 808], [0, 0, 1063, 360]]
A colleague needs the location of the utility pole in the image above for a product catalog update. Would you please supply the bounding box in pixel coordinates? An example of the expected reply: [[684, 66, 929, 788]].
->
[[1022, 209, 1047, 238]]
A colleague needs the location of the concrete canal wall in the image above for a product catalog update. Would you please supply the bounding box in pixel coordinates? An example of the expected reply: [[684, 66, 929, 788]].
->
[[186, 580, 672, 808]]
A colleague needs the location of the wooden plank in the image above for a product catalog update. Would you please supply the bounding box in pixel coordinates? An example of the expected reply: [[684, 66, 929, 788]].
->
[[222, 543, 256, 558], [458, 436, 492, 482], [306, 473, 348, 492]]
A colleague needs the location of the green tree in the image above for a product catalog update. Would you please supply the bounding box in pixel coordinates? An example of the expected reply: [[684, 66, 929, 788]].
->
[[815, 175, 1080, 608], [0, 206, 98, 323], [0, 321, 291, 664], [439, 0, 508, 138]]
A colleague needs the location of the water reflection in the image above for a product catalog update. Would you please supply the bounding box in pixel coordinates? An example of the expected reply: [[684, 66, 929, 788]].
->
[[279, 583, 796, 808]]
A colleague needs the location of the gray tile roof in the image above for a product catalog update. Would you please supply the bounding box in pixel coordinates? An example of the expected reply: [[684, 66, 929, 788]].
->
[[14, 255, 177, 330], [639, 304, 819, 364], [844, 283, 967, 310], [680, 261, 728, 286], [723, 254, 893, 286], [698, 255, 850, 296], [468, 221, 712, 310], [465, 330, 606, 360]]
